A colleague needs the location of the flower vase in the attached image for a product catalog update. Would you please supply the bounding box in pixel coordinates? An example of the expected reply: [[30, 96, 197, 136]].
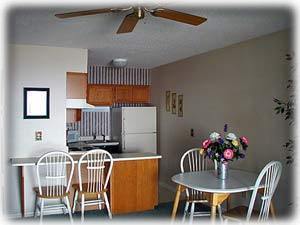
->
[[217, 162, 229, 179]]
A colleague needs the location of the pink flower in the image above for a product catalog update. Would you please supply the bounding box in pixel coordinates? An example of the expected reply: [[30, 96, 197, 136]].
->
[[202, 139, 211, 149], [223, 149, 234, 160], [240, 136, 249, 145]]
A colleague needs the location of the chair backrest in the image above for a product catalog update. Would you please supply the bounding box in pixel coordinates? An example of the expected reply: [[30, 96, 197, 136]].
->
[[78, 149, 113, 193], [180, 148, 208, 198], [246, 161, 282, 222], [36, 151, 74, 197]]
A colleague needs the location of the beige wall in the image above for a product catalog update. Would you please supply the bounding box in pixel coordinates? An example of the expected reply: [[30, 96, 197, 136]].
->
[[151, 30, 292, 215]]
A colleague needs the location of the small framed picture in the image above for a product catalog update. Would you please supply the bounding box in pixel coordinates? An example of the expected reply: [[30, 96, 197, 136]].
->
[[166, 91, 171, 112], [171, 93, 177, 114], [24, 87, 50, 119], [178, 95, 183, 117]]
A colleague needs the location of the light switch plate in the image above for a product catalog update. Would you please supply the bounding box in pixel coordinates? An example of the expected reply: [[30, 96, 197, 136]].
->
[[35, 131, 42, 141]]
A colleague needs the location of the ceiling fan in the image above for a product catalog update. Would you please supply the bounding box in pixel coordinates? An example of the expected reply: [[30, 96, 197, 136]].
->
[[55, 6, 207, 34]]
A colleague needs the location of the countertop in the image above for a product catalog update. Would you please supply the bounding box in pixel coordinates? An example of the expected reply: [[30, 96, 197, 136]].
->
[[10, 152, 162, 167]]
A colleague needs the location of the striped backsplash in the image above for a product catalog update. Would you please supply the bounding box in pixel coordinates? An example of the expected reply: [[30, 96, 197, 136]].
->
[[88, 66, 151, 85], [67, 110, 110, 137], [67, 66, 151, 137]]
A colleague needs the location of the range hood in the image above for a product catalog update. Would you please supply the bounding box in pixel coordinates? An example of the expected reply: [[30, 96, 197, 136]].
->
[[66, 99, 95, 109]]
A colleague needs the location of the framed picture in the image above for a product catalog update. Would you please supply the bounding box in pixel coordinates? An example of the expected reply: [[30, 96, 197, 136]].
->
[[178, 95, 183, 117], [171, 93, 177, 114], [166, 91, 171, 112], [24, 87, 50, 119]]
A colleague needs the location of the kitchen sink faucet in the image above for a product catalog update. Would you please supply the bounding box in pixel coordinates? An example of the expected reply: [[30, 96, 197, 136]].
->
[[101, 134, 106, 142]]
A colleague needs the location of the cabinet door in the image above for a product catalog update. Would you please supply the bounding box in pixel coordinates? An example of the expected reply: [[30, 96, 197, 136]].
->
[[115, 85, 133, 103], [132, 86, 150, 103], [87, 84, 114, 106], [66, 72, 87, 99], [66, 109, 81, 123], [110, 159, 158, 214]]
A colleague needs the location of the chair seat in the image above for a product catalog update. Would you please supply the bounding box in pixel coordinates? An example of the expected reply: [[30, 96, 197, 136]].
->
[[72, 183, 107, 194], [33, 186, 69, 198], [223, 206, 260, 220]]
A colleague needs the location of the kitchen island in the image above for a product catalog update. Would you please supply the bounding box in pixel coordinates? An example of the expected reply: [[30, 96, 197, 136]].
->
[[11, 152, 161, 217]]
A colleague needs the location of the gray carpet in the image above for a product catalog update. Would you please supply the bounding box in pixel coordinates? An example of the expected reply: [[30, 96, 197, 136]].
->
[[13, 201, 212, 223]]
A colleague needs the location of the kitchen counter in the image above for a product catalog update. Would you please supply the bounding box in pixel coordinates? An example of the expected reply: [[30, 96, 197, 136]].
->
[[10, 152, 161, 166], [10, 152, 161, 217]]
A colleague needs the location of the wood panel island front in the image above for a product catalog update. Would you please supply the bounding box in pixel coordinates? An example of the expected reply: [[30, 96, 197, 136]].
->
[[11, 152, 161, 217]]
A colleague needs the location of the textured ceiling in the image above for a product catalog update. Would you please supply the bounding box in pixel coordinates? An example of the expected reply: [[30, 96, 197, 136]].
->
[[9, 6, 291, 68]]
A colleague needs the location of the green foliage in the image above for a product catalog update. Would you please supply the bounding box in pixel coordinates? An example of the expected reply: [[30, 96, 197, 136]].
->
[[273, 54, 294, 164]]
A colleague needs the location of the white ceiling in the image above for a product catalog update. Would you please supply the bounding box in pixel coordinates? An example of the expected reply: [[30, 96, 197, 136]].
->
[[9, 6, 291, 68]]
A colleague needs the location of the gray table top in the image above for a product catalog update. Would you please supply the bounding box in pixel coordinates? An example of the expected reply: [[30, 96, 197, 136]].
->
[[172, 170, 259, 194]]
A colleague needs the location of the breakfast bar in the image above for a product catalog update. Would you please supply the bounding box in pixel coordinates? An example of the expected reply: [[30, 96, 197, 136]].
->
[[11, 152, 162, 217]]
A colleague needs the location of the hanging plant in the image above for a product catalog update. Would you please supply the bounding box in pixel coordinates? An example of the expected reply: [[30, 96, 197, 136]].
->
[[273, 53, 294, 164]]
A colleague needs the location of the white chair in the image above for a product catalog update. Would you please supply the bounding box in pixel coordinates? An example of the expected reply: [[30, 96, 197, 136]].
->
[[223, 161, 282, 222], [180, 148, 223, 223], [34, 151, 74, 223], [72, 149, 113, 222]]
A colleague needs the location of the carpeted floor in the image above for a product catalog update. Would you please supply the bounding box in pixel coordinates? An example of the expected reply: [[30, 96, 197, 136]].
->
[[13, 201, 212, 223]]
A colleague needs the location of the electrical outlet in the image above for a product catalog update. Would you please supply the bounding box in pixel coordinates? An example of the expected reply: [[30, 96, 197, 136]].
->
[[190, 129, 194, 137], [35, 131, 42, 141]]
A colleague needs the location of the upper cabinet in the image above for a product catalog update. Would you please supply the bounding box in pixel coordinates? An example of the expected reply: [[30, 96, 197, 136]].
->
[[86, 84, 150, 106], [132, 86, 150, 103], [66, 72, 87, 99], [87, 84, 115, 106], [115, 85, 133, 103]]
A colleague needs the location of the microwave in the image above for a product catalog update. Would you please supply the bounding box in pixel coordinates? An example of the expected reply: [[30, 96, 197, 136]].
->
[[67, 130, 80, 143]]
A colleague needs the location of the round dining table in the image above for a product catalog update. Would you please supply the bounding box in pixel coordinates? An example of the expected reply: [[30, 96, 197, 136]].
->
[[170, 169, 275, 222]]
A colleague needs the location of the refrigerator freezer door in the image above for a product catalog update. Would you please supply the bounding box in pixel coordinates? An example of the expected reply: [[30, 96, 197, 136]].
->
[[122, 107, 156, 134], [123, 133, 157, 154]]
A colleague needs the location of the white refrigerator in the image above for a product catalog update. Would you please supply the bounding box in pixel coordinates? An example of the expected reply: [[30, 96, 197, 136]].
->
[[111, 107, 157, 154]]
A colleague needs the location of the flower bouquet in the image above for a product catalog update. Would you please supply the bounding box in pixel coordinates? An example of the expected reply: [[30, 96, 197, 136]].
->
[[200, 125, 249, 179]]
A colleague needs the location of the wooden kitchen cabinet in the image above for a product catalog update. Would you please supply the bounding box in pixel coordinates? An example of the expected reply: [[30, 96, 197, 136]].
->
[[87, 84, 115, 106], [68, 158, 159, 214], [115, 85, 133, 103], [86, 84, 150, 106], [66, 109, 81, 123], [66, 72, 87, 99], [132, 86, 150, 103], [110, 159, 158, 214]]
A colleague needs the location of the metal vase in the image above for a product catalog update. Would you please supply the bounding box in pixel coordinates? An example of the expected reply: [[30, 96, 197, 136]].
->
[[217, 162, 229, 179]]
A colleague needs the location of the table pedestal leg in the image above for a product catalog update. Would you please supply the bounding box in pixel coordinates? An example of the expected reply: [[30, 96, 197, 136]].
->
[[171, 184, 185, 221], [210, 193, 230, 222], [19, 166, 25, 217]]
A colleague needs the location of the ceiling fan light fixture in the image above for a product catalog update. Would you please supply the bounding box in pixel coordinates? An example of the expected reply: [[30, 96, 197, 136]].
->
[[111, 58, 128, 68]]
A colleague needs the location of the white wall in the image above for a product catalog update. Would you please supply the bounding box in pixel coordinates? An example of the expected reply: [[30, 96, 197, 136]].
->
[[5, 45, 87, 218], [151, 30, 293, 216]]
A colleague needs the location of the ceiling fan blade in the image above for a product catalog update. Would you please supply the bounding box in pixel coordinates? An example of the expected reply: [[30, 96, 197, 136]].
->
[[55, 8, 113, 18], [117, 13, 139, 34], [151, 8, 207, 26]]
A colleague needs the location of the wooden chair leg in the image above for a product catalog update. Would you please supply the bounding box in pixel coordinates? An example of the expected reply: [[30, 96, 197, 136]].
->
[[270, 200, 276, 218]]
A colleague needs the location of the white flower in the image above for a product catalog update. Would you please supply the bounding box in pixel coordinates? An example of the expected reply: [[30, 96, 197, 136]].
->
[[226, 133, 237, 141], [209, 132, 221, 142]]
